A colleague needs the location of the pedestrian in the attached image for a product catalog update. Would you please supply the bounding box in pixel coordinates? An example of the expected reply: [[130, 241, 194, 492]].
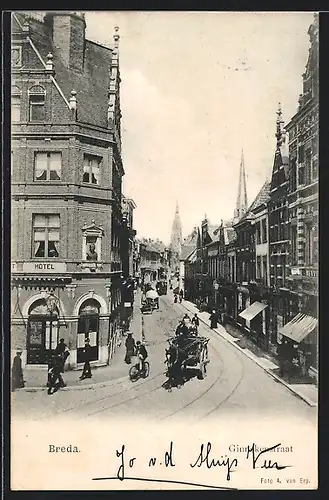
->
[[11, 351, 24, 391], [79, 338, 93, 380], [135, 341, 148, 372], [47, 354, 67, 394], [125, 332, 136, 364], [174, 294, 178, 303], [277, 338, 292, 381], [55, 338, 70, 373], [209, 310, 218, 329], [192, 313, 200, 328]]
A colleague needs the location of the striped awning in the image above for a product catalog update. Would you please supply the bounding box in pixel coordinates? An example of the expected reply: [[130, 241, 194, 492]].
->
[[279, 313, 318, 343], [239, 301, 267, 321]]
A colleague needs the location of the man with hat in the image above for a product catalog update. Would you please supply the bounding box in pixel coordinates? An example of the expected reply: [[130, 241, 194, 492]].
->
[[79, 338, 93, 380], [11, 351, 24, 391]]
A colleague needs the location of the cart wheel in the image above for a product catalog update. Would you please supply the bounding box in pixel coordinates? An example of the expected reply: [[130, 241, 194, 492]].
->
[[198, 362, 206, 380], [143, 361, 150, 378], [129, 365, 139, 382]]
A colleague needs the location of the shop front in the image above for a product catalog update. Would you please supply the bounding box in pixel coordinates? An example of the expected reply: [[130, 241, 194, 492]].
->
[[238, 300, 268, 347], [278, 313, 318, 375]]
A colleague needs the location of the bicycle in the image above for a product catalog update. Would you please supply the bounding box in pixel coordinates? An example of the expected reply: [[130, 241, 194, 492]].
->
[[129, 357, 150, 382]]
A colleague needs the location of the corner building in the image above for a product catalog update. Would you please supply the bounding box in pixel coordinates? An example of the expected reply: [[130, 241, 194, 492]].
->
[[11, 12, 125, 370]]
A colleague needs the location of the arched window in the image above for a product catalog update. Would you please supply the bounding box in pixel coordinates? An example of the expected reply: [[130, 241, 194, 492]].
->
[[27, 298, 59, 365], [29, 85, 46, 121], [77, 299, 100, 363]]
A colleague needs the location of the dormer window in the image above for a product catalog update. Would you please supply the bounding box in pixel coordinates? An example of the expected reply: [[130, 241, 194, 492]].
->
[[29, 85, 46, 121]]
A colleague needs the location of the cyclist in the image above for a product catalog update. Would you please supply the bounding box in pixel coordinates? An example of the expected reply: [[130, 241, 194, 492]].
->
[[135, 341, 148, 373]]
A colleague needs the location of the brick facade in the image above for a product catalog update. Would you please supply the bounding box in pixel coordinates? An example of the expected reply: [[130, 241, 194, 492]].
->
[[11, 12, 127, 370]]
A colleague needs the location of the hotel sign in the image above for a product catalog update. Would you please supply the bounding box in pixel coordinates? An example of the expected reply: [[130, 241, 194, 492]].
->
[[12, 262, 67, 273]]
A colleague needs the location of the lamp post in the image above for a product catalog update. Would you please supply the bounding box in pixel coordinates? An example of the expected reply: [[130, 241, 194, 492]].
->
[[46, 292, 58, 362], [213, 280, 219, 308]]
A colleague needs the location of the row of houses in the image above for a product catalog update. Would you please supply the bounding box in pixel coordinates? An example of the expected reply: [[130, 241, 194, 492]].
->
[[134, 238, 169, 284], [182, 16, 318, 371]]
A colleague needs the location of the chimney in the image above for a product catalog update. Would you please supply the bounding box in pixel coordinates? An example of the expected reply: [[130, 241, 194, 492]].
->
[[45, 12, 86, 70]]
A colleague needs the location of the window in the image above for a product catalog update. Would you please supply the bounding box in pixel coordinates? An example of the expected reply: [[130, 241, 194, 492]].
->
[[33, 214, 60, 258], [305, 149, 312, 184], [83, 155, 100, 185], [255, 223, 261, 245], [262, 256, 268, 284], [11, 95, 21, 122], [298, 144, 305, 163], [290, 158, 297, 192], [77, 299, 100, 363], [34, 152, 61, 181], [298, 164, 305, 186], [261, 219, 267, 243], [291, 225, 297, 266], [29, 85, 46, 121], [305, 224, 318, 266], [256, 256, 262, 279], [312, 158, 318, 181]]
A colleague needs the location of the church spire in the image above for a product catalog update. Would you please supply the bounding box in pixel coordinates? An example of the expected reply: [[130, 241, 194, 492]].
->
[[234, 148, 248, 221], [170, 202, 182, 272]]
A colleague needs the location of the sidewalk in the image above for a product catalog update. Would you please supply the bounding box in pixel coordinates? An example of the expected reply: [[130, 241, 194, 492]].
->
[[21, 291, 143, 392], [181, 299, 318, 407]]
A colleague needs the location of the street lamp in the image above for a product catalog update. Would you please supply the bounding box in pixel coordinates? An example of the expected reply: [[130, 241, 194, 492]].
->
[[213, 280, 219, 307], [46, 292, 58, 361]]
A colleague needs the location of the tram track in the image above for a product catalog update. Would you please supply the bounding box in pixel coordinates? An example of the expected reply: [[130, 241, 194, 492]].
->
[[30, 297, 247, 421]]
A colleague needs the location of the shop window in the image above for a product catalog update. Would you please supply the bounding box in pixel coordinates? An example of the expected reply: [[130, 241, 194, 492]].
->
[[33, 214, 60, 258], [27, 298, 59, 365], [77, 299, 100, 363], [83, 154, 101, 185], [29, 85, 46, 121], [34, 152, 61, 181]]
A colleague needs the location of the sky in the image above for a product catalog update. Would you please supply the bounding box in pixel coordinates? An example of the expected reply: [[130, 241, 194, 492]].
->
[[85, 11, 314, 244]]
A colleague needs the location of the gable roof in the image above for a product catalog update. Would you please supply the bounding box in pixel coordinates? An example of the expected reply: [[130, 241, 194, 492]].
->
[[180, 244, 196, 261], [236, 181, 270, 225], [14, 13, 113, 129]]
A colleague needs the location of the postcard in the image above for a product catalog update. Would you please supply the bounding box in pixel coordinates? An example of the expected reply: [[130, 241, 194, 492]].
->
[[10, 10, 318, 490]]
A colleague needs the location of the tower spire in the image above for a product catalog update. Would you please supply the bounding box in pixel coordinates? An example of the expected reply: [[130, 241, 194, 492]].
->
[[170, 202, 182, 273], [275, 102, 284, 149], [234, 148, 248, 221]]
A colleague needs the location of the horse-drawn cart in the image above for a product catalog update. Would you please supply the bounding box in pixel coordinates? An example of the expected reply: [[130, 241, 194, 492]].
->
[[165, 334, 210, 380]]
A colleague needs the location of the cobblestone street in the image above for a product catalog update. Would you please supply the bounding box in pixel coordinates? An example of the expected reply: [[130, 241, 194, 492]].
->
[[12, 293, 317, 426]]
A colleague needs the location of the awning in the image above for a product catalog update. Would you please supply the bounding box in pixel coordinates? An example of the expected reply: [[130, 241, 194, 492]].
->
[[239, 301, 267, 321], [279, 313, 318, 343]]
